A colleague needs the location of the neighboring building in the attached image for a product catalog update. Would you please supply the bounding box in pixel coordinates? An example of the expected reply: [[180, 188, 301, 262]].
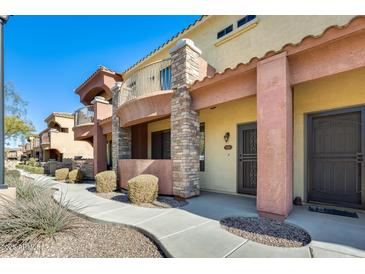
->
[[40, 112, 93, 162], [6, 146, 24, 160], [73, 15, 365, 219]]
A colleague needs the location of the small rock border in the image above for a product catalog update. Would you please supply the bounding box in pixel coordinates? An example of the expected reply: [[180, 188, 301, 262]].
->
[[220, 216, 311, 248], [87, 187, 188, 208]]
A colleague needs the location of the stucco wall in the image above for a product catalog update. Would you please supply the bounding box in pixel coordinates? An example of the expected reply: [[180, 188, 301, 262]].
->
[[127, 15, 355, 75], [293, 68, 365, 200], [199, 96, 257, 193], [147, 118, 171, 159], [50, 130, 94, 159]]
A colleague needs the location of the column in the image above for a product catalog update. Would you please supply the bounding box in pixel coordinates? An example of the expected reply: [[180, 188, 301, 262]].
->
[[111, 83, 131, 180], [169, 39, 201, 198], [256, 52, 293, 219]]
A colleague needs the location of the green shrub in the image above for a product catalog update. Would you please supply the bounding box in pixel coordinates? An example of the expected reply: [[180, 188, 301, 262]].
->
[[95, 170, 116, 193], [0, 186, 79, 246], [66, 169, 83, 184], [55, 168, 69, 181], [128, 174, 159, 204], [32, 167, 45, 174], [27, 157, 38, 167]]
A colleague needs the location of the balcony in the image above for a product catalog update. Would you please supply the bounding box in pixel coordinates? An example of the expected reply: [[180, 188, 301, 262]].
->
[[33, 138, 40, 148], [118, 58, 172, 106], [25, 143, 32, 151], [74, 105, 94, 126], [117, 59, 173, 127], [41, 132, 50, 145], [73, 105, 95, 140]]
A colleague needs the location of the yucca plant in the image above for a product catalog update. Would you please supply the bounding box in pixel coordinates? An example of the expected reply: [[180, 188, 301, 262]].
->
[[0, 192, 80, 247], [0, 177, 81, 247]]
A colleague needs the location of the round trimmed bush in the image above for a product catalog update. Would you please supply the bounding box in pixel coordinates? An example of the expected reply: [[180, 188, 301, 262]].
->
[[67, 169, 84, 184], [95, 170, 116, 193], [128, 174, 159, 204], [55, 168, 70, 181]]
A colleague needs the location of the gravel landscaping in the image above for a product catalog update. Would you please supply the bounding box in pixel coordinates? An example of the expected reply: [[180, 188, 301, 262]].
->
[[87, 187, 188, 208], [220, 216, 311, 248], [0, 213, 164, 258]]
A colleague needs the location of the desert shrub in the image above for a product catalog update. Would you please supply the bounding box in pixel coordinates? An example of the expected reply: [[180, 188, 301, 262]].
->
[[5, 169, 20, 179], [66, 169, 84, 184], [0, 187, 79, 246], [15, 164, 24, 169], [27, 157, 38, 167], [55, 168, 69, 181], [6, 178, 47, 202], [32, 167, 45, 174], [95, 170, 116, 193], [128, 174, 159, 204]]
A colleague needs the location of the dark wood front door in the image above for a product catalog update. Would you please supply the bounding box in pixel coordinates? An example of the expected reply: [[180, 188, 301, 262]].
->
[[308, 108, 365, 208], [237, 123, 257, 195]]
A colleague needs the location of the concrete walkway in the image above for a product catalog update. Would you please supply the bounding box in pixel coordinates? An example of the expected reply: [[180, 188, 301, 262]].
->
[[22, 171, 365, 258]]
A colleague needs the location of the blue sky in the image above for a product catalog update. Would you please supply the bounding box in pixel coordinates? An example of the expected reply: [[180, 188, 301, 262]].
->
[[5, 15, 200, 141]]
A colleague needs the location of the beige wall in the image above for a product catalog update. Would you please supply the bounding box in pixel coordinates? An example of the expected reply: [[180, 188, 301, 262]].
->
[[44, 116, 93, 159], [127, 15, 355, 75], [147, 118, 171, 159], [199, 96, 257, 194], [50, 130, 93, 159], [293, 68, 365, 200]]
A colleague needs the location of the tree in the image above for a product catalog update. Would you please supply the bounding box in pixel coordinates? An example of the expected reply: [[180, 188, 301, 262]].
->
[[4, 82, 35, 145]]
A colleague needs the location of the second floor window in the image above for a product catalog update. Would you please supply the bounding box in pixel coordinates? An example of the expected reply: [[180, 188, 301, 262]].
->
[[237, 15, 256, 28], [160, 66, 171, 90], [217, 24, 233, 39]]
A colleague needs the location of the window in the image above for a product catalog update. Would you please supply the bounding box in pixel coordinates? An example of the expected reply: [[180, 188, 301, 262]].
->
[[160, 66, 172, 90], [152, 129, 171, 159], [200, 123, 205, 172], [217, 24, 233, 39], [237, 15, 256, 28], [60, 128, 69, 133]]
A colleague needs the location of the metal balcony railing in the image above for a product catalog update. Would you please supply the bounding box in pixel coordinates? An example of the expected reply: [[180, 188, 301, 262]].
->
[[41, 132, 50, 144], [33, 138, 40, 148], [119, 59, 172, 106], [74, 105, 94, 126], [25, 143, 32, 151]]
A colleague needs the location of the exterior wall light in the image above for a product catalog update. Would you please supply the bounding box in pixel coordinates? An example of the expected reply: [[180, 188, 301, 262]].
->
[[224, 132, 230, 143]]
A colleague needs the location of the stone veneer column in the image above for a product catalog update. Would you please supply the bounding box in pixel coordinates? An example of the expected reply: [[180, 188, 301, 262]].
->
[[111, 82, 131, 180], [256, 52, 293, 219], [169, 39, 201, 198]]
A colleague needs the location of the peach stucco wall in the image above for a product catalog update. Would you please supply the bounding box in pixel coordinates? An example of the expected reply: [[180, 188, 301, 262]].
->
[[118, 159, 173, 195], [293, 67, 365, 201], [199, 96, 257, 194]]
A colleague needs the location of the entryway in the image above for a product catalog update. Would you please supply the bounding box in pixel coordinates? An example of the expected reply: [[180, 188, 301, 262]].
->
[[307, 107, 365, 208], [237, 123, 257, 195]]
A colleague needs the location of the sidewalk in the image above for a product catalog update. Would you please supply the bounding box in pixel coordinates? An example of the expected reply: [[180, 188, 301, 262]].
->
[[22, 171, 365, 258]]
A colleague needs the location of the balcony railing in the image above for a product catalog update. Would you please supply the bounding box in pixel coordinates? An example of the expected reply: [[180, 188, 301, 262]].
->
[[119, 59, 172, 106], [74, 105, 94, 126], [25, 143, 32, 151], [33, 138, 40, 148], [41, 132, 50, 144]]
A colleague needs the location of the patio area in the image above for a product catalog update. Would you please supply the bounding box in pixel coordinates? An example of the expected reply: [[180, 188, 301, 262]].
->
[[22, 171, 365, 258]]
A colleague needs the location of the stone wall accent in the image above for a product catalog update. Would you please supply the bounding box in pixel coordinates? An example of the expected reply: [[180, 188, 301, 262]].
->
[[72, 158, 94, 180], [111, 83, 131, 179], [169, 39, 202, 198], [169, 38, 202, 89]]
